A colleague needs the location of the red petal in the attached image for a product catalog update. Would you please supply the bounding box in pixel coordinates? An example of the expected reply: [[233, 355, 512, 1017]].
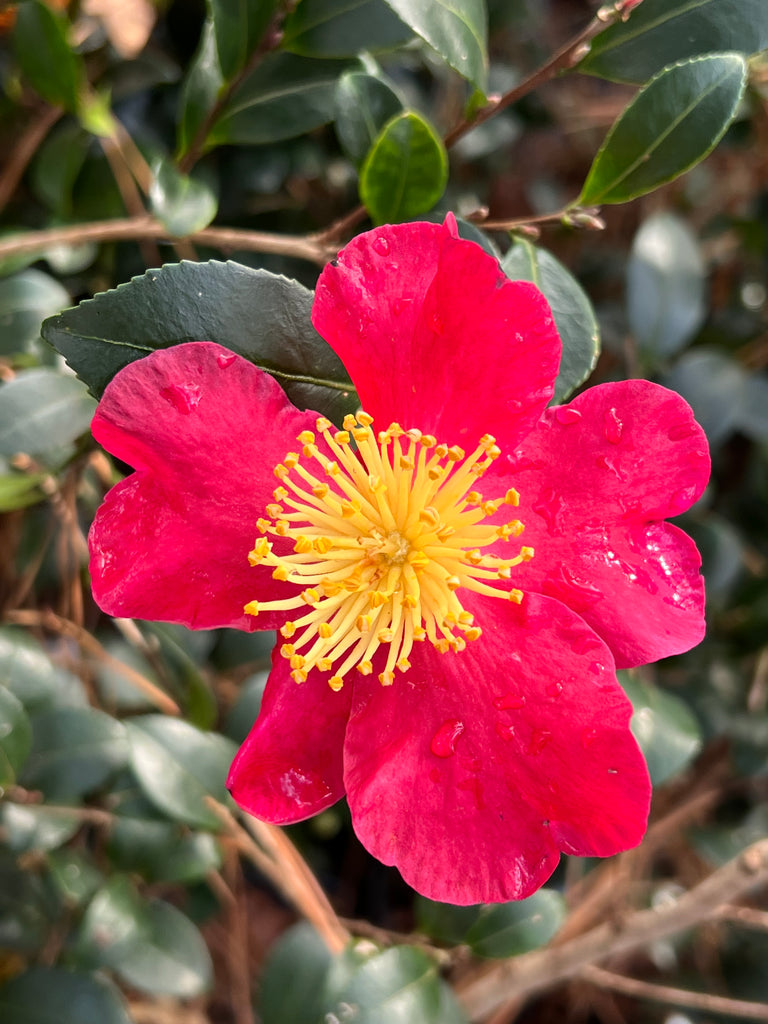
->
[[89, 342, 320, 630], [343, 594, 649, 904], [494, 380, 709, 666], [312, 217, 561, 449], [228, 650, 352, 822]]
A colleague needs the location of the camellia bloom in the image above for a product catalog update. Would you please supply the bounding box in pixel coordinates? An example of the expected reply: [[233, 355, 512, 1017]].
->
[[89, 215, 709, 904]]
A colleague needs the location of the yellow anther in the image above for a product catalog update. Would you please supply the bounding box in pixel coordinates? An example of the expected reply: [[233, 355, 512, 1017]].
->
[[325, 461, 340, 477], [377, 627, 394, 643], [301, 588, 320, 604], [446, 576, 461, 590], [280, 643, 295, 658], [447, 445, 465, 462], [481, 500, 501, 515], [428, 466, 443, 481], [357, 411, 374, 426], [399, 455, 414, 470], [370, 590, 389, 608], [274, 520, 289, 536], [244, 600, 259, 616], [297, 430, 315, 445], [340, 501, 359, 518], [450, 636, 466, 652], [328, 675, 344, 691], [387, 422, 404, 437], [312, 483, 329, 499], [420, 434, 437, 448], [497, 566, 512, 579], [434, 638, 451, 653], [290, 654, 305, 670], [396, 656, 411, 672], [272, 566, 289, 581], [273, 464, 288, 479], [509, 589, 524, 604], [273, 486, 289, 501], [256, 518, 272, 535], [404, 594, 418, 608], [280, 621, 297, 638], [353, 428, 369, 443], [413, 625, 427, 641], [434, 443, 448, 458], [294, 536, 313, 554], [406, 428, 422, 443], [520, 546, 535, 561], [334, 430, 350, 444], [379, 670, 395, 686], [291, 668, 308, 683], [419, 506, 441, 527], [316, 417, 332, 432], [357, 660, 373, 676], [266, 503, 283, 518], [505, 488, 520, 506], [318, 623, 333, 639], [464, 627, 482, 641], [408, 551, 429, 569], [479, 433, 496, 450], [343, 414, 358, 430], [465, 549, 483, 565], [284, 452, 299, 468], [318, 657, 333, 672], [436, 524, 455, 540], [465, 491, 482, 504], [248, 538, 271, 564], [314, 536, 333, 554], [356, 614, 372, 633], [497, 520, 524, 539]]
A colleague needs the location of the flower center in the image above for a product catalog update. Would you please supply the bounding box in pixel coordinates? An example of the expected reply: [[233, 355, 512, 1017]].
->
[[244, 412, 534, 690]]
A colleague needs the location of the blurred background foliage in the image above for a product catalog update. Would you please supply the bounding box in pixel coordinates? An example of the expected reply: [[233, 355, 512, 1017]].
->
[[1, 0, 768, 1022]]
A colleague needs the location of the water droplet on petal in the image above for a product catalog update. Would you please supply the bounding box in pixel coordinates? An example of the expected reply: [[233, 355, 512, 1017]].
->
[[527, 728, 552, 755], [160, 382, 202, 414], [494, 692, 526, 710], [278, 767, 333, 808], [572, 632, 603, 655], [581, 727, 597, 748], [532, 487, 564, 533], [373, 235, 390, 256], [216, 351, 236, 368], [668, 422, 696, 441], [430, 313, 445, 335], [555, 406, 582, 425], [669, 486, 697, 515], [431, 719, 465, 757], [495, 720, 516, 742], [607, 767, 618, 775], [595, 453, 623, 479], [545, 682, 563, 699], [603, 407, 623, 444]]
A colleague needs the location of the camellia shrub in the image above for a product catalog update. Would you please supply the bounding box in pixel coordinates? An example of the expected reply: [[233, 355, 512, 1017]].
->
[[1, 1, 767, 1022]]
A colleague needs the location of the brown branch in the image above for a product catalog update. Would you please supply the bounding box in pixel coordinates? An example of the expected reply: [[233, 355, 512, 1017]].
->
[[582, 965, 768, 1022], [0, 216, 333, 265], [4, 608, 181, 716], [0, 104, 64, 215], [718, 904, 768, 932], [459, 839, 768, 1022]]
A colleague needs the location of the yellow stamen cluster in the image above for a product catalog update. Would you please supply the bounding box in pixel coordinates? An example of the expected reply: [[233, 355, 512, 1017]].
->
[[245, 412, 534, 690]]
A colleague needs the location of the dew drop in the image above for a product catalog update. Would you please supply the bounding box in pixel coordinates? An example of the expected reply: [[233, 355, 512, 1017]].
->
[[669, 486, 696, 515], [373, 235, 390, 256], [607, 767, 618, 775], [532, 487, 564, 533], [555, 406, 582, 425], [430, 312, 445, 335], [495, 720, 516, 742], [160, 382, 202, 414], [545, 682, 563, 699], [596, 453, 623, 479], [572, 632, 603, 655], [494, 692, 526, 710], [588, 661, 606, 675], [603, 407, 623, 444], [216, 351, 236, 369], [431, 719, 465, 757], [668, 422, 696, 441], [581, 727, 597, 748], [526, 728, 552, 755]]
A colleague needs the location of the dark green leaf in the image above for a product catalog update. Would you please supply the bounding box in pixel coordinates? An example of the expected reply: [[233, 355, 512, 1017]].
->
[[0, 968, 131, 1024], [177, 21, 225, 156], [47, 850, 103, 907], [0, 852, 55, 953], [211, 53, 358, 145], [141, 622, 218, 729], [0, 369, 96, 460], [224, 670, 268, 743], [627, 212, 706, 360], [30, 121, 91, 218], [126, 715, 237, 830], [209, 0, 279, 80], [284, 0, 412, 58], [334, 71, 404, 167], [621, 673, 702, 785], [415, 898, 480, 945], [0, 473, 47, 512], [663, 349, 746, 446], [382, 0, 487, 90], [465, 890, 565, 958], [0, 626, 87, 711], [259, 923, 333, 1024], [0, 269, 71, 358], [360, 111, 448, 224], [501, 240, 599, 403], [11, 0, 83, 111], [579, 53, 747, 206], [107, 818, 222, 883], [149, 158, 218, 237], [21, 706, 129, 800], [0, 802, 79, 853], [580, 0, 768, 85], [328, 945, 467, 1023], [42, 260, 357, 422], [0, 686, 32, 786]]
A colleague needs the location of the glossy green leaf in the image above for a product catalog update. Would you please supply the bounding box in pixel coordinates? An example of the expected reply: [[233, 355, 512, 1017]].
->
[[141, 622, 218, 729], [0, 686, 32, 786], [465, 890, 565, 958], [328, 945, 467, 1023], [107, 818, 221, 884], [284, 0, 412, 57], [360, 111, 448, 224], [0, 802, 79, 853], [11, 0, 83, 111], [663, 349, 746, 446], [21, 706, 129, 800], [621, 673, 702, 785], [47, 850, 103, 907], [627, 212, 706, 360], [334, 71, 404, 167], [77, 876, 212, 997], [177, 21, 225, 156], [259, 923, 333, 1024], [382, 0, 487, 90], [42, 260, 357, 422], [30, 122, 90, 218], [224, 670, 268, 743], [0, 626, 87, 711], [0, 968, 131, 1024], [126, 715, 237, 830], [0, 473, 47, 512], [149, 159, 218, 236], [0, 369, 96, 460], [580, 0, 768, 84], [0, 269, 71, 358], [579, 54, 747, 206], [415, 898, 480, 945], [501, 240, 599, 403], [210, 53, 357, 145], [0, 852, 52, 953], [209, 0, 279, 80]]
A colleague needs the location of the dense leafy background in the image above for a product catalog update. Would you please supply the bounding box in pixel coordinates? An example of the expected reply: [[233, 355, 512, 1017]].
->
[[1, 1, 768, 1022]]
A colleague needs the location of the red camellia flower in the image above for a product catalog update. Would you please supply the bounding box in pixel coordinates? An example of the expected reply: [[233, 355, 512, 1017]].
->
[[89, 215, 709, 904]]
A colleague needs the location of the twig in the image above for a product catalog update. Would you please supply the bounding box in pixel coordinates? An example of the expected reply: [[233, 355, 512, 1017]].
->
[[4, 608, 181, 716], [459, 839, 768, 1022], [582, 965, 768, 1022], [205, 797, 350, 955], [0, 104, 64, 214], [3, 786, 114, 826], [0, 216, 333, 265], [718, 904, 768, 931]]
